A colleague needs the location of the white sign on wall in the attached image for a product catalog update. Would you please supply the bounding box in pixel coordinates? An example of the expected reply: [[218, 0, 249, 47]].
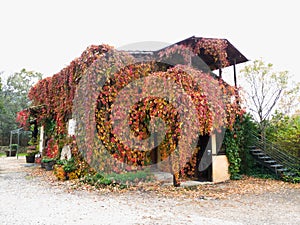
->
[[39, 125, 44, 153], [68, 119, 76, 136]]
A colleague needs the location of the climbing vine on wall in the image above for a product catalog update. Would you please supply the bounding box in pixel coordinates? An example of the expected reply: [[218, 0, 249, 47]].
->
[[23, 45, 112, 134], [224, 115, 245, 179], [17, 39, 244, 183]]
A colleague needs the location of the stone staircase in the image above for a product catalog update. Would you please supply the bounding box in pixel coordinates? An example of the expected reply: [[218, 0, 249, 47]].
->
[[250, 147, 290, 176], [249, 132, 300, 178]]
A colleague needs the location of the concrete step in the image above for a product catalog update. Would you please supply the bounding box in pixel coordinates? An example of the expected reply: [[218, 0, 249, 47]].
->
[[270, 164, 283, 168], [264, 160, 277, 164], [252, 152, 265, 156], [284, 172, 296, 176], [250, 149, 262, 153], [276, 168, 289, 172], [258, 156, 271, 160]]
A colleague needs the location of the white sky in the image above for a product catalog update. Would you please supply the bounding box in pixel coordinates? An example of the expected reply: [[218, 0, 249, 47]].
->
[[0, 0, 299, 86]]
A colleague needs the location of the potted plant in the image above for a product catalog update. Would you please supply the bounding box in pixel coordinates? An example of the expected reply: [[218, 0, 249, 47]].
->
[[25, 140, 39, 163], [42, 137, 59, 170], [25, 150, 39, 163], [42, 157, 56, 171], [5, 144, 18, 157]]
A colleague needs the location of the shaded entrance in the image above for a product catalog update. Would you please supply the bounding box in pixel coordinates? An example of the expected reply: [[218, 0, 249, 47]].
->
[[194, 135, 212, 181]]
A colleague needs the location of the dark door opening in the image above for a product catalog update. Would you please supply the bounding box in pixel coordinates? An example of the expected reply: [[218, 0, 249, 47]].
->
[[195, 135, 212, 181]]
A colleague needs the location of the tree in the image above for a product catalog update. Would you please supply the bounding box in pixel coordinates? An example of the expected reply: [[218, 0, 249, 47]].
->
[[5, 68, 42, 109], [240, 59, 300, 134], [0, 69, 42, 143], [278, 81, 300, 115], [266, 112, 300, 157]]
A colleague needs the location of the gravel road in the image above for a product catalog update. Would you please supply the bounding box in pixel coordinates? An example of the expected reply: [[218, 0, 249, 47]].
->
[[0, 157, 299, 225]]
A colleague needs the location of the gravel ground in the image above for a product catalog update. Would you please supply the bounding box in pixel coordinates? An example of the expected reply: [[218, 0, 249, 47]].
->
[[0, 157, 299, 225]]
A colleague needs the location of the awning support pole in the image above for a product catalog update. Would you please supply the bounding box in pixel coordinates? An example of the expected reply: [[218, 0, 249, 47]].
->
[[9, 131, 12, 157], [233, 59, 237, 87]]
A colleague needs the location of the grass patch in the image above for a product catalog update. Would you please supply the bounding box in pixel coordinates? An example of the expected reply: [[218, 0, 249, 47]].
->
[[25, 175, 34, 180], [0, 152, 29, 157], [81, 169, 154, 188]]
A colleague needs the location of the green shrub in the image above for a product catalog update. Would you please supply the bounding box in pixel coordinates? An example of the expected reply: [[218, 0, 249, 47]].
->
[[10, 144, 18, 150], [56, 158, 77, 173], [42, 157, 56, 163], [63, 158, 77, 173], [282, 170, 300, 183]]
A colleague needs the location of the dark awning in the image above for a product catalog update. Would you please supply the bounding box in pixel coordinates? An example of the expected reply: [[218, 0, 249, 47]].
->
[[155, 36, 249, 70]]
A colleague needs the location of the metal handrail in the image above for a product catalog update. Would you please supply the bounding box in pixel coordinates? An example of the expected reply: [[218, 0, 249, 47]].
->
[[249, 130, 300, 171]]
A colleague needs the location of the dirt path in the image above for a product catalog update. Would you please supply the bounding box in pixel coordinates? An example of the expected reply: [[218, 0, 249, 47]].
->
[[0, 157, 299, 225]]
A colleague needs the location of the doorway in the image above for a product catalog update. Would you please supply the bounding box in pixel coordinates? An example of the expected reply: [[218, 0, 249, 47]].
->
[[195, 135, 212, 181]]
